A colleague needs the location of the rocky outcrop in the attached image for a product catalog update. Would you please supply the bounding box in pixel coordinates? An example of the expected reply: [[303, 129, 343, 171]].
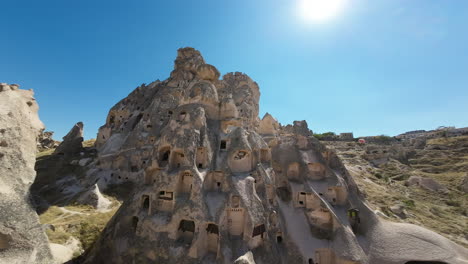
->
[[0, 83, 53, 263], [281, 120, 313, 136], [77, 184, 111, 211], [234, 251, 256, 264], [37, 130, 58, 150], [77, 49, 468, 264], [405, 176, 449, 193], [54, 122, 84, 157]]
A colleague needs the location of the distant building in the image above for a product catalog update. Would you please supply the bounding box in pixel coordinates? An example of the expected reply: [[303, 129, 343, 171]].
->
[[339, 133, 354, 141]]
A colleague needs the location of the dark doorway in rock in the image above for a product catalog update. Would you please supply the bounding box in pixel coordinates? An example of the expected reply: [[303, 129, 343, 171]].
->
[[142, 195, 150, 211], [159, 147, 171, 167], [252, 224, 266, 238], [178, 220, 195, 244], [206, 223, 219, 234], [132, 216, 139, 232], [276, 235, 282, 243], [220, 140, 227, 150], [179, 220, 195, 233], [308, 258, 313, 264], [162, 151, 170, 161]]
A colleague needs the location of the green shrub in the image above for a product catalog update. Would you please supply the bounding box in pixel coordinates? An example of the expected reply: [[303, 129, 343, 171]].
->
[[402, 199, 415, 208], [313, 132, 337, 141]]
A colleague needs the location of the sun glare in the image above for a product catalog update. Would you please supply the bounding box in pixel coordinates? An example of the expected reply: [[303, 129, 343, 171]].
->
[[299, 0, 346, 22]]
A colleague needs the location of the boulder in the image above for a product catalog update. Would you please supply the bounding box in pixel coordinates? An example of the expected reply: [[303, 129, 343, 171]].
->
[[405, 176, 449, 193], [389, 204, 407, 219]]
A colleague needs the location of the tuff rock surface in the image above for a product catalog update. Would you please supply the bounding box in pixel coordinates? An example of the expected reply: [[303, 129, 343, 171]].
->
[[66, 49, 468, 264], [0, 83, 52, 263], [54, 122, 84, 157]]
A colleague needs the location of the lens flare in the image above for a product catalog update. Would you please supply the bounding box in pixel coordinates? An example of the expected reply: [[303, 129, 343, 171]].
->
[[299, 0, 346, 22]]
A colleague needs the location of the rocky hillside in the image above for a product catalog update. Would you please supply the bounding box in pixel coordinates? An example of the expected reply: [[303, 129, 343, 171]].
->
[[323, 135, 468, 247], [33, 128, 124, 262], [65, 48, 466, 264], [4, 49, 467, 264]]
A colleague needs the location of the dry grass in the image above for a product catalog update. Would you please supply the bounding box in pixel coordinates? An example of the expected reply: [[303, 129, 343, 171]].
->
[[40, 199, 120, 250], [36, 148, 55, 159], [324, 138, 468, 247], [82, 138, 96, 148]]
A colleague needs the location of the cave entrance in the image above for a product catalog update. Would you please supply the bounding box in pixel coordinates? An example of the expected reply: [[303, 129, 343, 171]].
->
[[141, 195, 150, 214], [220, 140, 227, 150], [178, 220, 195, 244]]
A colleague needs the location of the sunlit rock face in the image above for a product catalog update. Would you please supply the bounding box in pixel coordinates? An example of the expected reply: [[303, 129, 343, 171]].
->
[[80, 49, 468, 264], [0, 84, 53, 263]]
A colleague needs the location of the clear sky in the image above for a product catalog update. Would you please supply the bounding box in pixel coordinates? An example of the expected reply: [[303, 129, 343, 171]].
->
[[1, 0, 467, 139]]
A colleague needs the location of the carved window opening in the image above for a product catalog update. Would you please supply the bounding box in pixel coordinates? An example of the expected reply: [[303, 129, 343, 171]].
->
[[162, 151, 170, 161], [179, 220, 195, 233], [252, 224, 265, 238], [277, 235, 282, 243], [142, 195, 150, 210], [159, 147, 171, 167], [220, 140, 227, 150], [159, 191, 173, 200], [206, 223, 219, 234]]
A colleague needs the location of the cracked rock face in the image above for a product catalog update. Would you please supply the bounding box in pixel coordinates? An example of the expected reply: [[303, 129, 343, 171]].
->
[[78, 49, 468, 264], [0, 84, 52, 263]]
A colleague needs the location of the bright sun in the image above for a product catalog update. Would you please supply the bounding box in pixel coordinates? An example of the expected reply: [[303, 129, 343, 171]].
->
[[299, 0, 346, 22]]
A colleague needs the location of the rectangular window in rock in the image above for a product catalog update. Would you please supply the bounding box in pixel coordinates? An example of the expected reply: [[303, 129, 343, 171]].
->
[[252, 224, 266, 237]]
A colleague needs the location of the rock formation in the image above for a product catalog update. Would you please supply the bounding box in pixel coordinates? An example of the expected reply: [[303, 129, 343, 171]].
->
[[77, 184, 112, 212], [37, 130, 58, 150], [54, 122, 84, 157], [405, 176, 449, 193], [0, 83, 53, 263], [72, 49, 468, 264]]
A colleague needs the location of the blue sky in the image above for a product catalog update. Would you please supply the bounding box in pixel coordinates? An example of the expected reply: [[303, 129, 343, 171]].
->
[[1, 0, 467, 139]]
